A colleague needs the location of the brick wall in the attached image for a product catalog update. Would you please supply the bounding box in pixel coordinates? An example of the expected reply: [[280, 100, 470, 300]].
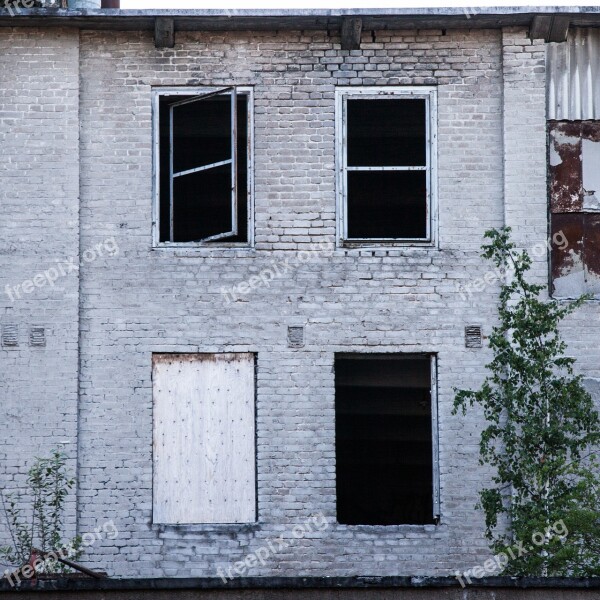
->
[[3, 23, 596, 581], [0, 27, 80, 546], [74, 26, 503, 577]]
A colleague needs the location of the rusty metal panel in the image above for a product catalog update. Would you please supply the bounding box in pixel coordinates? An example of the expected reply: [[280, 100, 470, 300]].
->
[[547, 28, 600, 121], [549, 122, 582, 213], [584, 214, 600, 294], [551, 213, 585, 297], [580, 122, 600, 211]]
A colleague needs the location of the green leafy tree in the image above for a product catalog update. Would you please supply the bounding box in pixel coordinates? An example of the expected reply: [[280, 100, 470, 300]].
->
[[454, 227, 600, 576], [0, 449, 82, 573]]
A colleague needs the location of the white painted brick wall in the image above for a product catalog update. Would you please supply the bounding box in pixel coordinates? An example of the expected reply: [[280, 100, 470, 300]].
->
[[0, 27, 80, 546], [1, 23, 597, 580]]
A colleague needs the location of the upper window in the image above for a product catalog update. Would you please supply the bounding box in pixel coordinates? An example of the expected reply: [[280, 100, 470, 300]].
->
[[154, 87, 252, 246], [336, 87, 437, 245]]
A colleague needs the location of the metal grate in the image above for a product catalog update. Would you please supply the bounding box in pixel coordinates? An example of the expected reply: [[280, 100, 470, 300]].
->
[[1, 324, 18, 347], [465, 326, 482, 349], [287, 326, 305, 348], [30, 326, 46, 347]]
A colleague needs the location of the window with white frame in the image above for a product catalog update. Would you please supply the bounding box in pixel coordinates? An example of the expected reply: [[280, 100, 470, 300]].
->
[[153, 87, 253, 246], [336, 88, 437, 244]]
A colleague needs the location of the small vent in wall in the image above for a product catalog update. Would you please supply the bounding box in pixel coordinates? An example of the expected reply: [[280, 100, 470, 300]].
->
[[465, 326, 482, 348], [1, 324, 18, 347], [30, 326, 46, 347], [288, 326, 305, 348]]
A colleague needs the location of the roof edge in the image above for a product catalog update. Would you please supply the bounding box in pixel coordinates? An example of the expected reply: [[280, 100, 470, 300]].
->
[[2, 575, 600, 592], [1, 6, 600, 16]]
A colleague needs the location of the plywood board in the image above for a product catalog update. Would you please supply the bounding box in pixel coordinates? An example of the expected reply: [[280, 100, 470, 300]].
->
[[153, 353, 256, 524]]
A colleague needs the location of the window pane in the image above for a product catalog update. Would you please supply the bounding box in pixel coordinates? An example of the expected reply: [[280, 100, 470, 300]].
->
[[172, 94, 232, 174], [172, 165, 232, 242], [335, 355, 434, 525], [347, 99, 426, 167], [347, 171, 427, 239]]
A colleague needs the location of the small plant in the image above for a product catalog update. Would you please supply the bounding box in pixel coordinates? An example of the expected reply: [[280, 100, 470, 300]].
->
[[0, 449, 82, 574], [454, 227, 600, 576]]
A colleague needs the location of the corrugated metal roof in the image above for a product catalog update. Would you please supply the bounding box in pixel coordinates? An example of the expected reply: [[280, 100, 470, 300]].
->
[[548, 28, 600, 120]]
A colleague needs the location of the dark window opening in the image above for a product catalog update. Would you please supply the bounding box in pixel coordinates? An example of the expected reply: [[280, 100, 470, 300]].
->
[[347, 99, 426, 167], [335, 354, 435, 525], [344, 97, 429, 241], [347, 171, 426, 239], [159, 90, 248, 244]]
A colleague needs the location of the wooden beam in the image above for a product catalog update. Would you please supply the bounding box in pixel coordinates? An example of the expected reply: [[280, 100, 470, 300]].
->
[[155, 17, 174, 49], [548, 16, 570, 43], [529, 15, 552, 40], [341, 17, 362, 51], [529, 14, 569, 42]]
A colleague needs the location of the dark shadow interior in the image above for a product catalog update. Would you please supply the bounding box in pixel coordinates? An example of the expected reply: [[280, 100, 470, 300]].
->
[[346, 98, 428, 240], [159, 93, 248, 243], [347, 99, 426, 167], [347, 171, 427, 239], [335, 354, 434, 526]]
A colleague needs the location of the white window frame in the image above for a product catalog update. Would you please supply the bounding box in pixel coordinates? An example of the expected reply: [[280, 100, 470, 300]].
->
[[335, 86, 438, 247], [431, 354, 440, 521], [152, 86, 254, 249]]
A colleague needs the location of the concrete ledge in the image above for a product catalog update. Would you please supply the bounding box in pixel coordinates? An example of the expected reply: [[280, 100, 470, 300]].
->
[[2, 576, 600, 594]]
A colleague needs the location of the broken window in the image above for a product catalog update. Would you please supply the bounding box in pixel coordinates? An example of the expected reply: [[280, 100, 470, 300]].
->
[[152, 353, 256, 524], [156, 88, 251, 245], [337, 88, 436, 243], [549, 121, 600, 297], [335, 354, 439, 525]]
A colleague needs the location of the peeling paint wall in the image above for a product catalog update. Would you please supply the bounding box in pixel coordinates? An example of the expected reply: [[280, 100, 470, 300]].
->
[[549, 121, 600, 297]]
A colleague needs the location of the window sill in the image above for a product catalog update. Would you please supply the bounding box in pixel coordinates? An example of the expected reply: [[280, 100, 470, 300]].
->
[[335, 522, 441, 534], [153, 522, 260, 535], [152, 244, 256, 257], [339, 239, 435, 249]]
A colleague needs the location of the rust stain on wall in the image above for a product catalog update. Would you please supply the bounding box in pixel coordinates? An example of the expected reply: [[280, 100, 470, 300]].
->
[[551, 213, 584, 297], [549, 122, 582, 213], [584, 214, 600, 294]]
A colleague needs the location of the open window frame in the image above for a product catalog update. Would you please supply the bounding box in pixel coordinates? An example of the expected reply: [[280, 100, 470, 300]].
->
[[152, 86, 254, 249], [335, 87, 438, 248]]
